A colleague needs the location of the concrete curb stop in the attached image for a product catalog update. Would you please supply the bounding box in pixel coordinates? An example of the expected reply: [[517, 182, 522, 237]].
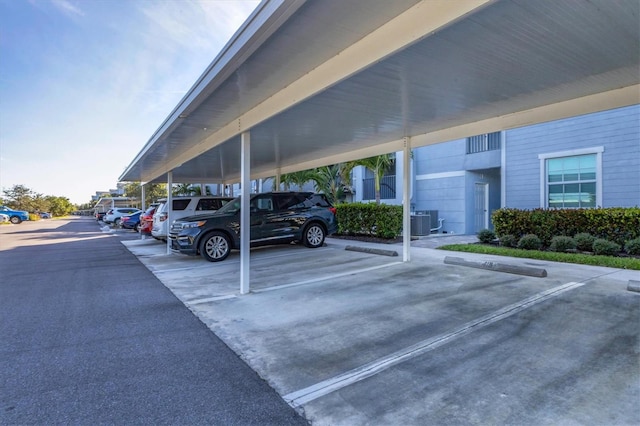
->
[[627, 280, 640, 293], [345, 245, 399, 257], [444, 256, 547, 278]]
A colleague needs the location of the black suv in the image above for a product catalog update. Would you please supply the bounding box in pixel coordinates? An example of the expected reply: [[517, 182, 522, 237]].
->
[[169, 192, 337, 262]]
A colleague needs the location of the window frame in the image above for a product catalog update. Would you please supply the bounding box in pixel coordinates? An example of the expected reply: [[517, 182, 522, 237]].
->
[[538, 147, 603, 208]]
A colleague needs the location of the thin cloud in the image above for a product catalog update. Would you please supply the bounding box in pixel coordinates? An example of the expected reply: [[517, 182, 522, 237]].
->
[[50, 0, 84, 17]]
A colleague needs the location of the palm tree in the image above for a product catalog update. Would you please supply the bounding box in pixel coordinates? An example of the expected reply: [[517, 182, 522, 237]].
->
[[311, 165, 345, 204], [347, 154, 394, 204], [280, 170, 316, 191], [173, 184, 203, 196]]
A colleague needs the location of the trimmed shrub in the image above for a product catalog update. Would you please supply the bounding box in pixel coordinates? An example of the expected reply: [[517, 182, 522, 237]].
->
[[492, 207, 640, 246], [499, 234, 517, 248], [592, 238, 621, 256], [518, 234, 542, 250], [549, 236, 576, 252], [624, 238, 640, 256], [574, 233, 595, 252], [477, 229, 496, 244], [335, 202, 402, 239]]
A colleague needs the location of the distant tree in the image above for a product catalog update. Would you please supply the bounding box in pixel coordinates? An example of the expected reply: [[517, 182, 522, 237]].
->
[[46, 196, 74, 216], [2, 184, 74, 215], [123, 182, 167, 205], [31, 193, 50, 213], [78, 202, 94, 210], [146, 183, 168, 203], [173, 183, 197, 196], [3, 184, 36, 210], [172, 184, 212, 196]]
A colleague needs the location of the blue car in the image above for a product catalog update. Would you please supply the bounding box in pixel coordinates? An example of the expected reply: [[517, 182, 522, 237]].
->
[[0, 205, 29, 224], [120, 211, 142, 231]]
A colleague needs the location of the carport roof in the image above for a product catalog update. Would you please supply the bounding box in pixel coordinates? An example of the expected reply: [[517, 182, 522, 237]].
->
[[119, 0, 640, 185]]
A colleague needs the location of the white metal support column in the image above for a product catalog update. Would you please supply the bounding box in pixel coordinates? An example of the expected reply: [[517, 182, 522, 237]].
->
[[166, 171, 173, 255], [141, 184, 146, 240], [403, 137, 411, 262], [240, 131, 251, 294]]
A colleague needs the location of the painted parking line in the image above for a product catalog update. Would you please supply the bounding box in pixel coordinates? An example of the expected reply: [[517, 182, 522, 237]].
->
[[183, 262, 405, 304], [152, 247, 335, 274], [253, 262, 404, 293], [283, 281, 585, 408]]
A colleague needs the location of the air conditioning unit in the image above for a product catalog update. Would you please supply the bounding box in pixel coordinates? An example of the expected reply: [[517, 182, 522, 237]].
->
[[411, 210, 439, 236]]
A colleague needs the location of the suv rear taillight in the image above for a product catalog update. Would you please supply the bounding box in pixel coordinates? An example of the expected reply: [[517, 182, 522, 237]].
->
[[329, 207, 337, 215], [159, 212, 168, 222]]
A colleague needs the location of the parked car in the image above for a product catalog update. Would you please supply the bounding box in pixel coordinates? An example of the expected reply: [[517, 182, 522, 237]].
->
[[169, 192, 337, 262], [39, 212, 52, 219], [103, 207, 141, 226], [95, 211, 107, 221], [151, 196, 233, 241], [0, 205, 29, 224], [120, 211, 142, 231], [0, 213, 9, 223], [139, 205, 158, 236]]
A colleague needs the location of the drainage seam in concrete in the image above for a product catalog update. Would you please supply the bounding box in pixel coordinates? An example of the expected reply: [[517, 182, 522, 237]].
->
[[253, 262, 404, 293], [283, 281, 584, 407]]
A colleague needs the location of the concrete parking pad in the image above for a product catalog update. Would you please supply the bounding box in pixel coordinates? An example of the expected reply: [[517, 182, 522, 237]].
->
[[121, 236, 639, 425]]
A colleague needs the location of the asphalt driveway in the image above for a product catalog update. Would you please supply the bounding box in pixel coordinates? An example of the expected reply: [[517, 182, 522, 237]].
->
[[122, 230, 640, 425], [0, 218, 306, 425]]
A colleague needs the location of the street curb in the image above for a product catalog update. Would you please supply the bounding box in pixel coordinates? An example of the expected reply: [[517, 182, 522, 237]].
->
[[345, 245, 399, 257], [444, 256, 547, 278], [627, 280, 640, 293]]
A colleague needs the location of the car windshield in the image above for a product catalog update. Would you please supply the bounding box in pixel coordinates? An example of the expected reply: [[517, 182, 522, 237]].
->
[[215, 196, 242, 214]]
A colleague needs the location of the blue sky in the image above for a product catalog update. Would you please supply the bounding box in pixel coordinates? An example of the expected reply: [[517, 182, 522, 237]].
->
[[0, 0, 259, 205]]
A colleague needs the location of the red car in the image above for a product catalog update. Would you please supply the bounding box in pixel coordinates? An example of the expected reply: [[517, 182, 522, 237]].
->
[[139, 205, 158, 236]]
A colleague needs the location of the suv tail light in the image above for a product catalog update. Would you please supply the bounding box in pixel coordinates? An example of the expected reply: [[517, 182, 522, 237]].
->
[[159, 212, 168, 222], [329, 207, 337, 215]]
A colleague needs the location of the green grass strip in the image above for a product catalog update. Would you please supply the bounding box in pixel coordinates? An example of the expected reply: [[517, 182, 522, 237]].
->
[[437, 244, 640, 271]]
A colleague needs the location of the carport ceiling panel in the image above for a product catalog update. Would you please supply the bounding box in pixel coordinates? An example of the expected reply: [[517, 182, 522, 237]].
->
[[267, 0, 640, 147], [231, 0, 640, 177], [190, 0, 640, 182], [151, 0, 422, 173], [133, 0, 639, 184]]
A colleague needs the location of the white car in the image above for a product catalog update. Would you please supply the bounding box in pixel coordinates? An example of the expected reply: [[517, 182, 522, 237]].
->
[[103, 207, 141, 226], [151, 196, 232, 241]]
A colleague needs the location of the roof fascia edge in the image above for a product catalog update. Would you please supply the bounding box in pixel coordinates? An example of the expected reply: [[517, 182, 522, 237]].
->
[[119, 0, 307, 182]]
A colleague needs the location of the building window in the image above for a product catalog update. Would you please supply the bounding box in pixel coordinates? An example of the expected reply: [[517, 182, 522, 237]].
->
[[467, 132, 500, 154], [538, 147, 603, 208]]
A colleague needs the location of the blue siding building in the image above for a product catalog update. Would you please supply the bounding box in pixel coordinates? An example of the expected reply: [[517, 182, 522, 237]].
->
[[352, 105, 640, 235]]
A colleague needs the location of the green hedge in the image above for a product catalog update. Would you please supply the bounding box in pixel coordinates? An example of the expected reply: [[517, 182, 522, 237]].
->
[[492, 207, 640, 246], [335, 202, 402, 239]]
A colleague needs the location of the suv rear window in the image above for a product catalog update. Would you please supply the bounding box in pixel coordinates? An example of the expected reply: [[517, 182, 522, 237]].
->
[[172, 199, 191, 210], [291, 193, 332, 209], [196, 198, 230, 211]]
